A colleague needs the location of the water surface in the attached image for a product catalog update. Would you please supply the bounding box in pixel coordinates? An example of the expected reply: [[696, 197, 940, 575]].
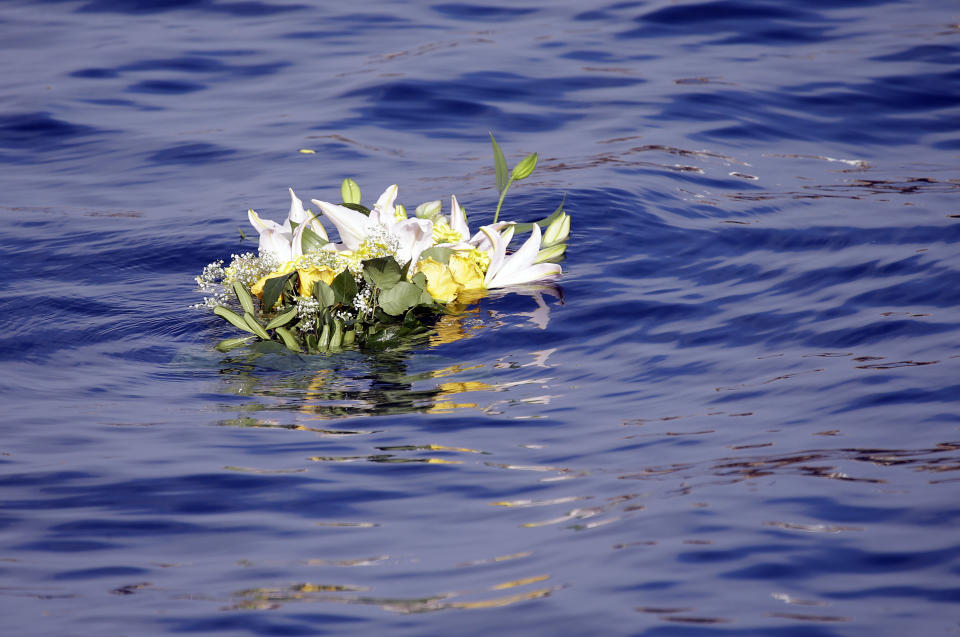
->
[[2, 1, 959, 635]]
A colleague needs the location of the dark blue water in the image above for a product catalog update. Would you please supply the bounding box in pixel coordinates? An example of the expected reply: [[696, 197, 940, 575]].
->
[[2, 1, 959, 635]]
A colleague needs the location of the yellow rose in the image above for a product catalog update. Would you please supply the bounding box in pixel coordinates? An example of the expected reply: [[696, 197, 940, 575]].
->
[[447, 251, 485, 291], [297, 266, 337, 297], [250, 260, 298, 303], [417, 257, 460, 304]]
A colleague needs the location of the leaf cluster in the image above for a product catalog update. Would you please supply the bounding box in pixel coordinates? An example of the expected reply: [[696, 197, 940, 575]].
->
[[212, 255, 440, 354]]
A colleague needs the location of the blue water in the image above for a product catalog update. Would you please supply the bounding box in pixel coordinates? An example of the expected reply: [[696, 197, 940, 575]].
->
[[2, 1, 959, 635]]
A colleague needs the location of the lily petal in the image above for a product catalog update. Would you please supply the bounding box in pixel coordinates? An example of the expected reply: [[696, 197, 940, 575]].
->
[[260, 226, 294, 262], [370, 184, 399, 226], [312, 199, 371, 250], [487, 261, 561, 288], [287, 188, 309, 225], [486, 224, 561, 289], [449, 195, 469, 241], [480, 224, 507, 287], [248, 207, 287, 236], [394, 217, 434, 265], [469, 221, 512, 251], [248, 208, 293, 260]]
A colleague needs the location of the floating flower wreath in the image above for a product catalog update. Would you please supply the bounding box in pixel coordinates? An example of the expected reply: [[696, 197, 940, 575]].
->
[[195, 135, 570, 353]]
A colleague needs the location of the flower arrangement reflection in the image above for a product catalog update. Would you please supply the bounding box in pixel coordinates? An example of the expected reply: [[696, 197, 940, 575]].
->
[[196, 135, 569, 354]]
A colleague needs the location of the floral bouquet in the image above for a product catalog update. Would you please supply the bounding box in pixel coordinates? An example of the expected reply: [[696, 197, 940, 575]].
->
[[195, 135, 570, 353]]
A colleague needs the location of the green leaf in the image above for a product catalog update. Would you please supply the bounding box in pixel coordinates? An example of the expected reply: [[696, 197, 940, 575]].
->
[[300, 226, 328, 253], [341, 178, 361, 205], [409, 272, 434, 304], [363, 256, 402, 289], [274, 327, 302, 352], [511, 152, 538, 180], [313, 280, 336, 307], [214, 306, 255, 334], [410, 271, 428, 290], [215, 335, 257, 352], [340, 202, 370, 216], [265, 306, 298, 330], [261, 272, 296, 311], [417, 246, 452, 265], [343, 328, 356, 346], [243, 313, 271, 340], [379, 281, 422, 316], [232, 281, 256, 315], [512, 194, 567, 234], [365, 324, 401, 348], [331, 270, 358, 305], [490, 132, 509, 194], [542, 211, 569, 247]]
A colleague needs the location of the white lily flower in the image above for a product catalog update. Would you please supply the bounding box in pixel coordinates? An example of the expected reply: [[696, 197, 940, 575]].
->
[[248, 208, 293, 262], [313, 184, 435, 265], [481, 222, 561, 289], [248, 188, 329, 261]]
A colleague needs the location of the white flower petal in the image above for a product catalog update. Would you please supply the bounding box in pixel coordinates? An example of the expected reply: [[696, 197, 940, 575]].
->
[[312, 199, 371, 250], [449, 195, 469, 240], [287, 188, 309, 225], [394, 217, 434, 265], [480, 225, 507, 287], [259, 226, 294, 262], [248, 208, 286, 236], [469, 221, 512, 251], [483, 224, 562, 289], [487, 262, 561, 289], [370, 184, 398, 226]]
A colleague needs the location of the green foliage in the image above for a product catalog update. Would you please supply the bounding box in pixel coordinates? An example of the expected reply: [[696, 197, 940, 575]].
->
[[331, 270, 357, 305], [340, 202, 371, 216], [490, 133, 539, 223], [380, 281, 422, 316], [313, 280, 335, 307], [490, 132, 509, 194], [261, 272, 296, 311], [417, 246, 452, 264], [363, 256, 403, 290], [265, 306, 297, 330], [300, 226, 328, 253], [233, 281, 255, 315]]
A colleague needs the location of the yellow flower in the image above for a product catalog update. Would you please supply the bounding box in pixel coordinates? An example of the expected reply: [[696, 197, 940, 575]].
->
[[250, 259, 298, 297], [297, 266, 337, 296], [417, 257, 459, 304], [432, 219, 464, 244], [448, 251, 485, 291]]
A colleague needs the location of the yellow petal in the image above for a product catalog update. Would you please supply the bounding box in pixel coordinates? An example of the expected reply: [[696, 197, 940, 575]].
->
[[297, 266, 337, 296], [448, 252, 485, 291], [417, 258, 460, 304]]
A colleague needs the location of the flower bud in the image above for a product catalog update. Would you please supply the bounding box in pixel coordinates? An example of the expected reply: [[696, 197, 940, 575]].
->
[[415, 200, 442, 221], [542, 212, 569, 247], [534, 243, 566, 264]]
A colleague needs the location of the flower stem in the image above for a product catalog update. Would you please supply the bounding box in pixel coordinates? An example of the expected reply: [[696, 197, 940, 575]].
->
[[493, 178, 513, 223]]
